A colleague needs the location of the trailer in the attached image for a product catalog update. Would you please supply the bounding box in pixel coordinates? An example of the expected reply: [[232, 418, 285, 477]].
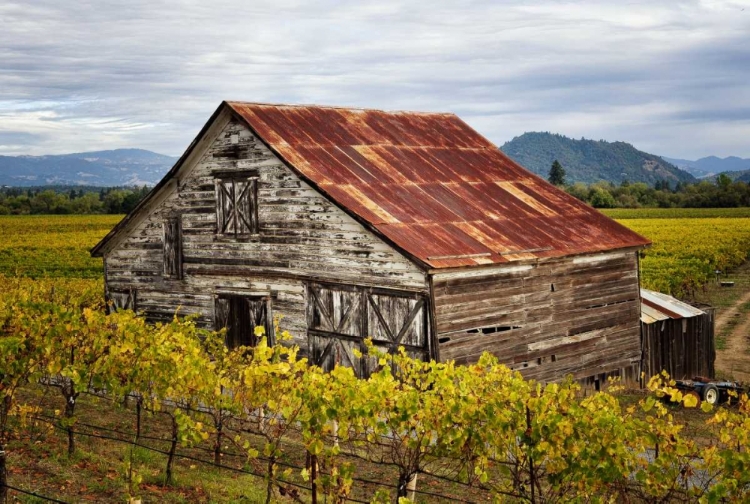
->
[[674, 377, 745, 406]]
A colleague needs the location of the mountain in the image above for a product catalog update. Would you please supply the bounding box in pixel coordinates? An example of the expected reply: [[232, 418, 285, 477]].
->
[[500, 132, 696, 185], [0, 149, 177, 187], [662, 156, 750, 178]]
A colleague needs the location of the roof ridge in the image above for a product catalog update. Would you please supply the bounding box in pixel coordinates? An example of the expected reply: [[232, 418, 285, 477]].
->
[[225, 100, 458, 117]]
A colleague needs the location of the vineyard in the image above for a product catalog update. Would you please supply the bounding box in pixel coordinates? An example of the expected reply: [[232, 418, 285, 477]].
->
[[0, 215, 119, 278], [2, 211, 750, 502], [603, 209, 750, 296], [1, 276, 750, 503]]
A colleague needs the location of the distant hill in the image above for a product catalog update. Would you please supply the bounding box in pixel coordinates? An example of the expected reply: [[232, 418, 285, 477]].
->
[[701, 169, 750, 184], [500, 132, 696, 185], [662, 156, 750, 179], [0, 149, 176, 187]]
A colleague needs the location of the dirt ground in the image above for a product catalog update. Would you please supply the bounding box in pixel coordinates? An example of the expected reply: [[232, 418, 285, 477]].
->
[[714, 290, 750, 381], [694, 262, 750, 382]]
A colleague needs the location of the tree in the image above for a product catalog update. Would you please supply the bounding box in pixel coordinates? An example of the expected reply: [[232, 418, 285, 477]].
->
[[548, 160, 566, 186], [589, 187, 617, 208], [717, 173, 732, 190]]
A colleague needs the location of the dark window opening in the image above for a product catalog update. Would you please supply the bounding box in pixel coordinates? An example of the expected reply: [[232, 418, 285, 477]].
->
[[467, 325, 522, 335], [438, 337, 451, 344], [551, 354, 557, 362], [550, 283, 555, 292], [216, 177, 259, 236], [215, 295, 273, 349]]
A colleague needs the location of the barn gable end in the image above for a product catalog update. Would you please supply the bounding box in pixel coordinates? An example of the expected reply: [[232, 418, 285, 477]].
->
[[100, 112, 428, 355]]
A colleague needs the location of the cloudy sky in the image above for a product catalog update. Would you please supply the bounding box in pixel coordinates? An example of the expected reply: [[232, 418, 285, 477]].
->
[[1, 0, 749, 159]]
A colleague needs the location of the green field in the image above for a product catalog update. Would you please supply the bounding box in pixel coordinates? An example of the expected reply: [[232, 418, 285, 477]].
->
[[601, 207, 750, 219], [0, 214, 121, 278], [2, 211, 750, 297], [620, 217, 750, 297]]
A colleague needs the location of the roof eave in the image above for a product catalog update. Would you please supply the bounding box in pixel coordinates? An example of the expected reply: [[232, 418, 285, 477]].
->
[[426, 243, 649, 275]]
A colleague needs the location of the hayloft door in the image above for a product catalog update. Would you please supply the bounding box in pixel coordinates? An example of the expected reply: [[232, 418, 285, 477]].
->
[[215, 295, 273, 349]]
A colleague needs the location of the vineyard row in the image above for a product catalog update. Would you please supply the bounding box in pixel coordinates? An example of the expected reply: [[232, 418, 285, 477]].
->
[[1, 276, 750, 503]]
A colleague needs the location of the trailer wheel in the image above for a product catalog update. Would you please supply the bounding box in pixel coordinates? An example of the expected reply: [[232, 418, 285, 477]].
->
[[685, 390, 701, 408], [702, 384, 719, 405]]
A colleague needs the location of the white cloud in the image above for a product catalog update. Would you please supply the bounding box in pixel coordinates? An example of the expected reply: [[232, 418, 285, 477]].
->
[[0, 0, 749, 158]]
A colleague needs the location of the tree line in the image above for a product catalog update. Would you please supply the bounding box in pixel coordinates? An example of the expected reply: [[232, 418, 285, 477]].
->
[[0, 186, 151, 215], [3, 163, 750, 216], [548, 160, 750, 208]]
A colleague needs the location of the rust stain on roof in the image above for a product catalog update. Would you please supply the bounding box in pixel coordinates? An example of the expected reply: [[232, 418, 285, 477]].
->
[[495, 181, 557, 217], [227, 101, 650, 268]]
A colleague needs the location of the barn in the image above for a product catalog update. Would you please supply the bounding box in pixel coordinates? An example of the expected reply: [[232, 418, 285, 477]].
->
[[91, 101, 651, 384]]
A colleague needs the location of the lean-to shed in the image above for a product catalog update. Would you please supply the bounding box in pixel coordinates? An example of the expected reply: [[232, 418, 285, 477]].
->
[[640, 289, 715, 380], [91, 101, 651, 384]]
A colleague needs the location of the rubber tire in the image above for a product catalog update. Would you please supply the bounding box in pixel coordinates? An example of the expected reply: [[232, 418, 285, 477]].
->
[[685, 390, 701, 408], [702, 384, 720, 405]]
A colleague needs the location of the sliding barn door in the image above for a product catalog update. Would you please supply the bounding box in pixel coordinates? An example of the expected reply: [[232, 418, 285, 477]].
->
[[364, 292, 429, 376], [308, 285, 365, 376], [307, 283, 430, 377]]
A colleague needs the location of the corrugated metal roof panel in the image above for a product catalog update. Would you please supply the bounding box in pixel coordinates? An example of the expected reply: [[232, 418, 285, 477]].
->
[[640, 303, 669, 323], [640, 288, 705, 323], [227, 101, 651, 269]]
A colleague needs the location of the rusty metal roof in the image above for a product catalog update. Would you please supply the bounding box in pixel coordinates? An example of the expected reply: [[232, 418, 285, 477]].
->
[[228, 102, 650, 269], [640, 288, 705, 324]]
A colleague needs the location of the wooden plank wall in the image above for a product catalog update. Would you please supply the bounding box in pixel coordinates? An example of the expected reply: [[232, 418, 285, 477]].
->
[[641, 309, 715, 381], [431, 251, 642, 383], [104, 116, 427, 355]]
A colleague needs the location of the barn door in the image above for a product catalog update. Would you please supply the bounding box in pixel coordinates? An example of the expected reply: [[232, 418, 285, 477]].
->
[[310, 333, 363, 377], [307, 283, 430, 378], [308, 284, 364, 377], [215, 295, 273, 349], [364, 293, 428, 376]]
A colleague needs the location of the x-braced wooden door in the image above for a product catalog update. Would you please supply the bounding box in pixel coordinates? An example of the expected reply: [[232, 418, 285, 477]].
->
[[307, 283, 430, 377]]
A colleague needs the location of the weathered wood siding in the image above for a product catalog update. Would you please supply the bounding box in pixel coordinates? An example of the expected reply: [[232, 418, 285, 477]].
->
[[104, 116, 427, 354], [431, 251, 642, 383], [641, 309, 715, 381]]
